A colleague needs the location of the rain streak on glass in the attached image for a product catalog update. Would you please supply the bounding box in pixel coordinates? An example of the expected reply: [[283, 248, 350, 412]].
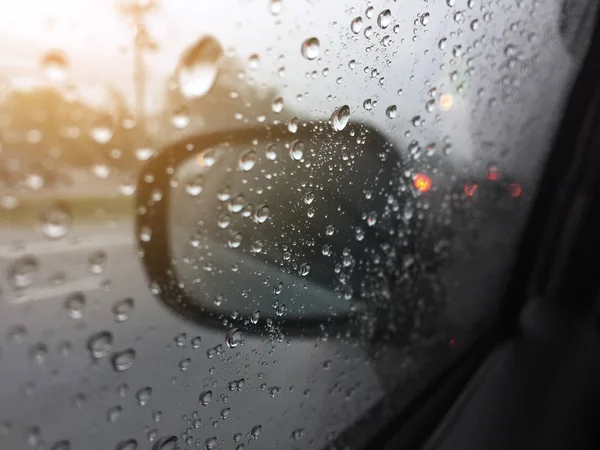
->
[[301, 37, 320, 60], [177, 36, 224, 99]]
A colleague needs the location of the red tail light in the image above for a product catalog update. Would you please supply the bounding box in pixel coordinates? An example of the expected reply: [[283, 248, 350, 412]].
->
[[413, 173, 432, 192]]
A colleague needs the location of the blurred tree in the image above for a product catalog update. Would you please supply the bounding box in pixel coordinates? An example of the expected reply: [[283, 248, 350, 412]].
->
[[0, 85, 138, 171]]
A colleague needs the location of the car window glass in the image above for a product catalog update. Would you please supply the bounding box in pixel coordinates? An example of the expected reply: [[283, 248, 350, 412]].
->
[[0, 1, 592, 449]]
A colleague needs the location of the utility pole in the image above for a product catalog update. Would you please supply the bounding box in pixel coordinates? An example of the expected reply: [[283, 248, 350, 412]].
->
[[117, 0, 158, 138]]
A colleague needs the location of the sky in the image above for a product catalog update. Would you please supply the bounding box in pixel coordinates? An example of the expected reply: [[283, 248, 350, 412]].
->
[[0, 0, 576, 173]]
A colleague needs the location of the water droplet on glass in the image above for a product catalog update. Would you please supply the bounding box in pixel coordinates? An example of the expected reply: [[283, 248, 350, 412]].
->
[[41, 50, 69, 83], [205, 437, 217, 450], [40, 202, 71, 239], [301, 37, 320, 60], [271, 97, 284, 113], [254, 204, 270, 223], [228, 231, 243, 249], [454, 11, 464, 23], [87, 331, 113, 359], [30, 343, 48, 364], [92, 164, 110, 179], [265, 144, 277, 160], [217, 213, 231, 229], [139, 226, 153, 243], [65, 292, 85, 319], [420, 12, 430, 26], [135, 147, 155, 161], [363, 99, 372, 110], [251, 425, 262, 439], [174, 332, 187, 347], [470, 19, 479, 31], [90, 113, 114, 144], [298, 263, 310, 277], [270, 0, 282, 15], [226, 328, 243, 348], [351, 17, 363, 34], [291, 428, 305, 441], [136, 386, 152, 406], [386, 105, 397, 118], [364, 26, 373, 38], [179, 358, 191, 371], [365, 6, 374, 18], [248, 53, 260, 70], [331, 105, 351, 131], [112, 297, 134, 322], [228, 195, 246, 213], [287, 117, 298, 133], [50, 440, 70, 450], [152, 436, 178, 450], [197, 389, 213, 407], [107, 405, 122, 423], [177, 36, 223, 99], [112, 348, 136, 372], [88, 250, 107, 274], [289, 140, 304, 161], [439, 38, 447, 50], [238, 150, 257, 171], [171, 105, 190, 130], [25, 172, 45, 190], [116, 438, 138, 450], [377, 9, 391, 29], [184, 174, 204, 197], [8, 255, 39, 289], [120, 179, 136, 196]]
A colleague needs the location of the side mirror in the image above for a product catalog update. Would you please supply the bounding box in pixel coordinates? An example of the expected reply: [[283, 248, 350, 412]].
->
[[135, 121, 447, 337]]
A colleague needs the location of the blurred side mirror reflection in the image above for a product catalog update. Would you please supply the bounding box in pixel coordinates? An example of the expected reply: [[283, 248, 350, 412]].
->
[[137, 121, 447, 335]]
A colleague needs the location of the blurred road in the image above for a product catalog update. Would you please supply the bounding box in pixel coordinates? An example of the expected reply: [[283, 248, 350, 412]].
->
[[0, 219, 388, 450]]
